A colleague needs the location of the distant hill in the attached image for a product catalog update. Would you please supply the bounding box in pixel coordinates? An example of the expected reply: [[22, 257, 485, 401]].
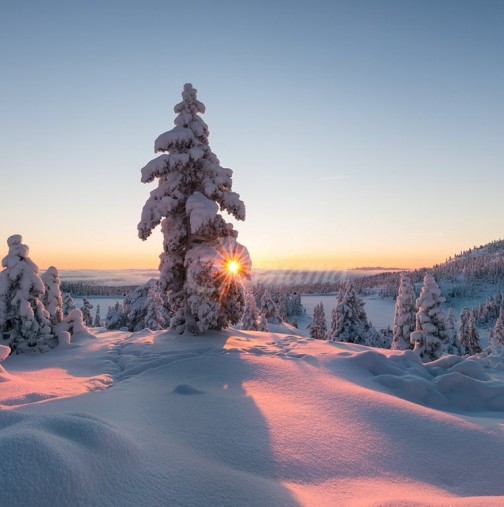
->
[[362, 239, 504, 301]]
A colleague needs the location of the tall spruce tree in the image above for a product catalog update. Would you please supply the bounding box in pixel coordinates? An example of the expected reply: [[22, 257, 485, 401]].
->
[[138, 84, 251, 334], [410, 274, 447, 362], [391, 273, 416, 350]]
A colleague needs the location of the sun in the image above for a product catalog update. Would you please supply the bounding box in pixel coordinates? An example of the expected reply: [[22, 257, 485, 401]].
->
[[226, 259, 240, 275]]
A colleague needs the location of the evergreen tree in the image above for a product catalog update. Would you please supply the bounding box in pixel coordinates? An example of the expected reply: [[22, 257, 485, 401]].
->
[[286, 292, 303, 317], [106, 302, 126, 330], [80, 297, 94, 327], [444, 308, 463, 355], [260, 288, 282, 324], [111, 280, 171, 332], [327, 288, 344, 340], [489, 306, 504, 355], [0, 235, 55, 353], [62, 292, 77, 317], [391, 273, 415, 350], [93, 304, 102, 327], [242, 292, 262, 331], [144, 282, 169, 330], [41, 266, 63, 326], [328, 281, 370, 344], [458, 307, 482, 355], [138, 83, 251, 334], [410, 274, 447, 362], [309, 302, 327, 340]]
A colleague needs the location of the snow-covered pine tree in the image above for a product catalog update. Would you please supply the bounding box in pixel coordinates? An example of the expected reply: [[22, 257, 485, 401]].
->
[[121, 279, 170, 332], [260, 288, 282, 324], [138, 83, 251, 334], [444, 307, 463, 355], [286, 292, 303, 317], [391, 273, 415, 350], [327, 288, 344, 340], [410, 274, 448, 362], [309, 302, 327, 340], [106, 302, 126, 330], [144, 282, 169, 330], [41, 266, 63, 326], [458, 307, 482, 356], [0, 235, 55, 353], [327, 281, 370, 343], [93, 304, 102, 327], [489, 306, 504, 355], [62, 292, 77, 317], [80, 297, 93, 327], [242, 292, 262, 331]]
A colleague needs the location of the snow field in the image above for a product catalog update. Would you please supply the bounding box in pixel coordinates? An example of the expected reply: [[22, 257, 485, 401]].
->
[[1, 328, 504, 505]]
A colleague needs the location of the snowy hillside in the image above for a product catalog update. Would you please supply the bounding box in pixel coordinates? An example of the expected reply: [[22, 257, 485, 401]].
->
[[2, 328, 504, 506]]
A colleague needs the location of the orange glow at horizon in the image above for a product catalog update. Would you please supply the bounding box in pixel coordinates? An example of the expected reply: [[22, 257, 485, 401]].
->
[[32, 250, 452, 272]]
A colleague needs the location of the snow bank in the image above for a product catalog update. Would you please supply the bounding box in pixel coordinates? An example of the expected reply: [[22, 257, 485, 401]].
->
[[334, 346, 504, 413]]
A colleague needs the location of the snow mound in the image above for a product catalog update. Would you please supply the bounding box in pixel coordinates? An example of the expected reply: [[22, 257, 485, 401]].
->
[[0, 411, 140, 507], [340, 347, 504, 412]]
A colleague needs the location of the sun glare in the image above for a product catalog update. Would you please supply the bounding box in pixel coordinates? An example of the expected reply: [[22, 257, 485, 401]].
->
[[226, 259, 240, 275]]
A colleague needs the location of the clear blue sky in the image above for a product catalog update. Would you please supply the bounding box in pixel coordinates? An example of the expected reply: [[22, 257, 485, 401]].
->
[[0, 0, 503, 270]]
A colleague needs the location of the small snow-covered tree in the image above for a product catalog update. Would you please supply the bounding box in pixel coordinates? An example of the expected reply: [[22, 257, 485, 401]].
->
[[328, 281, 370, 344], [107, 280, 170, 332], [0, 235, 55, 353], [144, 282, 169, 330], [309, 302, 327, 340], [41, 266, 63, 325], [242, 292, 262, 331], [62, 292, 77, 317], [489, 306, 504, 355], [260, 288, 282, 324], [137, 83, 251, 334], [93, 304, 102, 327], [410, 274, 447, 362], [458, 307, 482, 356], [286, 292, 303, 317], [80, 297, 93, 327], [444, 308, 463, 355], [106, 302, 126, 330], [391, 273, 415, 350]]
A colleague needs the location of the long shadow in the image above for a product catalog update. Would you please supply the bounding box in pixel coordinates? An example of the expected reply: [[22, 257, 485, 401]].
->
[[2, 330, 301, 507]]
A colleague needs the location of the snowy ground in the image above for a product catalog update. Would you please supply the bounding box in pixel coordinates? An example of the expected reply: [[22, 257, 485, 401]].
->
[[2, 327, 504, 506]]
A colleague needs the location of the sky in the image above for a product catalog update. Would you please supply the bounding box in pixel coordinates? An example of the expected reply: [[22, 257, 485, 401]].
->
[[0, 0, 503, 272]]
